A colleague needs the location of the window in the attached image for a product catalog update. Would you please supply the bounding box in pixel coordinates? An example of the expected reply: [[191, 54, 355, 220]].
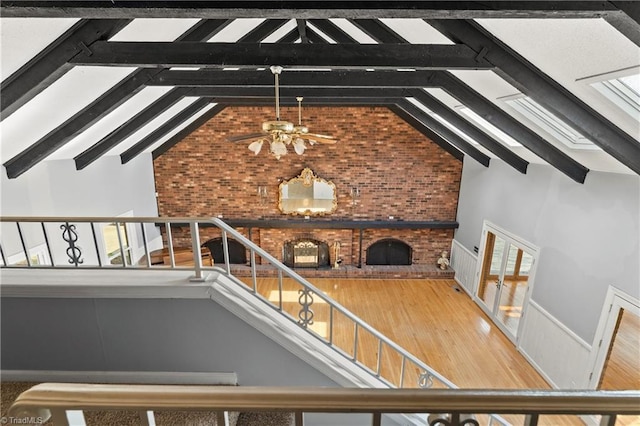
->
[[577, 67, 640, 120], [590, 73, 640, 119], [503, 95, 596, 150], [405, 98, 479, 145], [457, 106, 522, 147], [102, 222, 131, 265]]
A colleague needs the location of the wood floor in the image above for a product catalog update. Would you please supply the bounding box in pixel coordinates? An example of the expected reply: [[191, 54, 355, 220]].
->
[[239, 277, 586, 425]]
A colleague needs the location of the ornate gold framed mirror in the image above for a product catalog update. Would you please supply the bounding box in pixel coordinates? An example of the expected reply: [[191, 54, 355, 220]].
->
[[278, 168, 337, 216]]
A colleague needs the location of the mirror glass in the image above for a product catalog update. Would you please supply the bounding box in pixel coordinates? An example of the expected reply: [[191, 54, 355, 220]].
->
[[279, 168, 337, 216]]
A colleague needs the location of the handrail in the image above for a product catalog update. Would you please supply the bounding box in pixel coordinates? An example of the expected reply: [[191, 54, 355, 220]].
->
[[1, 216, 511, 424], [8, 384, 640, 426]]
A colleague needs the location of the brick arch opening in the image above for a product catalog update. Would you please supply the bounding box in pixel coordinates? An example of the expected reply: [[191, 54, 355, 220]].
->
[[202, 238, 247, 264], [366, 238, 412, 265]]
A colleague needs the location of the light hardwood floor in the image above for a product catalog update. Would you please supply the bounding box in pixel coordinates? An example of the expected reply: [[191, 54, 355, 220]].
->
[[240, 277, 588, 425]]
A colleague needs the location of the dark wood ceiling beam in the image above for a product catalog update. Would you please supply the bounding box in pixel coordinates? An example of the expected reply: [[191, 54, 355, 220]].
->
[[387, 105, 464, 162], [0, 2, 618, 19], [68, 42, 493, 70], [152, 104, 227, 160], [0, 18, 131, 120], [150, 69, 441, 88], [210, 97, 397, 106], [396, 99, 491, 167], [3, 19, 232, 179], [349, 19, 408, 43], [3, 68, 163, 179], [186, 87, 410, 98], [407, 89, 528, 174], [428, 19, 640, 176], [434, 72, 589, 183], [296, 19, 309, 43], [307, 19, 358, 43], [120, 98, 215, 164], [178, 18, 235, 41], [605, 1, 640, 46], [74, 88, 191, 170], [306, 28, 328, 43], [276, 28, 300, 43], [237, 19, 289, 42]]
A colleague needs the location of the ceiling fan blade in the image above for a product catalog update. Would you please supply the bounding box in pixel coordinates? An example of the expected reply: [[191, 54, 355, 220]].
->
[[305, 133, 337, 144], [226, 132, 268, 143]]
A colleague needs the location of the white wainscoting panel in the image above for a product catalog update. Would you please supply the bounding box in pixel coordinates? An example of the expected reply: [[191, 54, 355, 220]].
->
[[450, 240, 477, 296], [519, 301, 592, 388]]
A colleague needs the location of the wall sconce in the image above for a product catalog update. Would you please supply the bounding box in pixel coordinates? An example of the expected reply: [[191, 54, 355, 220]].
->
[[350, 187, 361, 206], [257, 185, 268, 204]]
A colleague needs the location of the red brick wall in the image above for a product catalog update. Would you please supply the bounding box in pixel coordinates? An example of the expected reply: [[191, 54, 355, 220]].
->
[[153, 106, 461, 264]]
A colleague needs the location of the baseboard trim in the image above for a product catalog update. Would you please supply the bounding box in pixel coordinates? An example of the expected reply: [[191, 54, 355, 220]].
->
[[0, 370, 238, 385]]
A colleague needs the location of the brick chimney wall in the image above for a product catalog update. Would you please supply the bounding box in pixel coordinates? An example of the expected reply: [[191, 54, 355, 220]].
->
[[153, 106, 462, 265]]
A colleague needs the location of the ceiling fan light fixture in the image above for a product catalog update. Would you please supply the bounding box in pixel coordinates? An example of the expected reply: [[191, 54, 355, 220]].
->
[[248, 140, 264, 155], [226, 68, 337, 159], [263, 120, 294, 133], [293, 138, 306, 155], [270, 138, 288, 159]]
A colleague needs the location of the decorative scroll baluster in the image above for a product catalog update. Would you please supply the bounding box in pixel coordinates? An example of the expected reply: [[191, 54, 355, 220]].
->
[[298, 287, 315, 328], [427, 413, 479, 426], [60, 222, 83, 266], [419, 371, 434, 389]]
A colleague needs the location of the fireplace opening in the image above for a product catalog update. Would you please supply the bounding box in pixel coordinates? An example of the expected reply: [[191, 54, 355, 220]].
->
[[283, 239, 330, 268], [366, 239, 412, 265], [202, 238, 247, 264]]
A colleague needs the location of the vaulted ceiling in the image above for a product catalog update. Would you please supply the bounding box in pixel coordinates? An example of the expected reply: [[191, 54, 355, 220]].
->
[[2, 2, 639, 184]]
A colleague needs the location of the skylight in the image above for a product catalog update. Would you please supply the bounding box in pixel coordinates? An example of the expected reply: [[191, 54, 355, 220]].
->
[[457, 107, 521, 147], [590, 73, 640, 119], [504, 95, 596, 150]]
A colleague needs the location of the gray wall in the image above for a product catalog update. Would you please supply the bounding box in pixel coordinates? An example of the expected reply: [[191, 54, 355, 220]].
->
[[1, 155, 158, 217], [1, 296, 340, 387], [455, 159, 640, 342]]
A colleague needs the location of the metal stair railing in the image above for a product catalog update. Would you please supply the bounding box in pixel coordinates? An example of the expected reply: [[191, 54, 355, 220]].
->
[[1, 216, 506, 424]]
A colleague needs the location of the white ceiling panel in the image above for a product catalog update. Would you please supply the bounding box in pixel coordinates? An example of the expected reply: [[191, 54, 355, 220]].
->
[[380, 19, 454, 44], [208, 19, 265, 42], [0, 66, 136, 162], [109, 18, 201, 41], [1, 17, 79, 79], [107, 97, 203, 156], [49, 86, 175, 160], [143, 103, 221, 154]]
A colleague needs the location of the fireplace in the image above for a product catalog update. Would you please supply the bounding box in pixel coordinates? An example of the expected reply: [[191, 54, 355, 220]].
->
[[366, 238, 412, 265], [283, 239, 330, 268]]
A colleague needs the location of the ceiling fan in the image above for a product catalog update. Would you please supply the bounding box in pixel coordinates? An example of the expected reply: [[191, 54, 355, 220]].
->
[[226, 65, 337, 159]]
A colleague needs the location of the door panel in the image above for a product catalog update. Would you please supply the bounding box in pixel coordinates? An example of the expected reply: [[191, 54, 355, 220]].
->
[[496, 247, 533, 337], [477, 232, 505, 313], [475, 225, 538, 343]]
